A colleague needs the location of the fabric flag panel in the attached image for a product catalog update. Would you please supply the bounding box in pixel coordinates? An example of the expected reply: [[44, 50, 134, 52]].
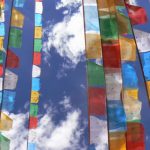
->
[[120, 36, 136, 61], [85, 33, 101, 59], [87, 61, 105, 87], [107, 100, 126, 132], [88, 87, 106, 115], [0, 112, 13, 131], [122, 63, 138, 88], [102, 43, 121, 68], [11, 8, 24, 28], [6, 49, 19, 68], [84, 5, 100, 33], [126, 123, 145, 150], [125, 4, 148, 25], [109, 132, 126, 150], [0, 134, 10, 150], [8, 27, 22, 48], [90, 116, 108, 149]]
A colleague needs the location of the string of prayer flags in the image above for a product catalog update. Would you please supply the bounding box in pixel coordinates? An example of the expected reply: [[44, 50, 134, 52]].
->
[[84, 0, 108, 149], [1, 1, 25, 148], [28, 1, 43, 149], [124, 0, 150, 104]]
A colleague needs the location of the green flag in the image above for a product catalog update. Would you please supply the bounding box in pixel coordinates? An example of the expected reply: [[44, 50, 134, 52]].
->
[[30, 104, 38, 117], [34, 39, 42, 52], [87, 61, 105, 86], [9, 28, 22, 48], [0, 134, 10, 150], [100, 15, 118, 41]]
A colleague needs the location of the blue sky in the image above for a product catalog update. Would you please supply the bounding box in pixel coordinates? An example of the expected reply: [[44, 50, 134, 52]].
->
[[1, 0, 150, 149]]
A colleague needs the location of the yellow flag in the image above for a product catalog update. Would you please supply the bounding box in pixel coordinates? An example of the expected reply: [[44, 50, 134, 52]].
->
[[35, 27, 42, 38], [11, 8, 24, 28], [109, 132, 126, 150], [31, 91, 40, 103], [146, 81, 150, 100], [0, 37, 4, 50], [123, 89, 138, 100], [86, 33, 102, 59], [0, 112, 13, 131], [120, 37, 136, 61]]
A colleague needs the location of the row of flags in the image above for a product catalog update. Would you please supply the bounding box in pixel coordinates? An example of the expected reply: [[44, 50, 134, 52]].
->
[[84, 0, 147, 149], [28, 0, 43, 150], [0, 0, 26, 149]]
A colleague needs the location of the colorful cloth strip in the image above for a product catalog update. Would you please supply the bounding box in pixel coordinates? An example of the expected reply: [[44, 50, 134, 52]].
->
[[27, 0, 43, 149]]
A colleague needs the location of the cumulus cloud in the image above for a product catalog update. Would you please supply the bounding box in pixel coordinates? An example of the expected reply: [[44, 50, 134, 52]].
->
[[2, 98, 86, 150], [43, 1, 85, 67]]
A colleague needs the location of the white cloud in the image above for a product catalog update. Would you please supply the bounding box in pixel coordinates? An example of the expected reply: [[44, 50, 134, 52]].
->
[[59, 96, 72, 110], [2, 98, 87, 150], [43, 2, 85, 67], [56, 0, 81, 9]]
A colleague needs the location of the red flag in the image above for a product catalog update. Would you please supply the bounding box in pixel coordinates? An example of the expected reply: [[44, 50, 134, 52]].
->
[[29, 117, 38, 129], [0, 65, 3, 76], [33, 52, 41, 65], [88, 88, 106, 116], [126, 123, 145, 150], [6, 50, 19, 68], [126, 4, 147, 25], [102, 43, 121, 68]]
